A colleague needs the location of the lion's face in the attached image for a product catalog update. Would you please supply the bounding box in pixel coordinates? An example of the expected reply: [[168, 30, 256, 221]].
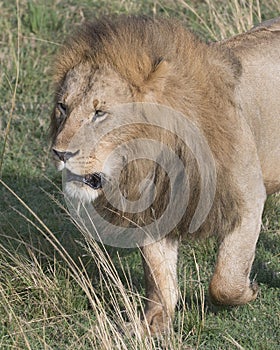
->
[[52, 61, 135, 202]]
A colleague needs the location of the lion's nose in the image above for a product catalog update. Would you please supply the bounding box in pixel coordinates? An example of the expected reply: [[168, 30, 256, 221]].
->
[[52, 149, 79, 162]]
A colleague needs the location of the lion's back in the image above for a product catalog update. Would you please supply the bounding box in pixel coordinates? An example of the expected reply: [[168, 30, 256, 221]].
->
[[220, 17, 280, 194]]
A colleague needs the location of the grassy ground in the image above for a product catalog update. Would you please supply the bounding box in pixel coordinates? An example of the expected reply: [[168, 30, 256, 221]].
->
[[0, 0, 280, 349]]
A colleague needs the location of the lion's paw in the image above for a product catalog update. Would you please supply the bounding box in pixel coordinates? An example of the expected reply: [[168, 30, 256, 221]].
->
[[209, 278, 259, 306]]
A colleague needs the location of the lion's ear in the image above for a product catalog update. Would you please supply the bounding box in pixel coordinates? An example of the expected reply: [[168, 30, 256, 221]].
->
[[143, 58, 169, 100]]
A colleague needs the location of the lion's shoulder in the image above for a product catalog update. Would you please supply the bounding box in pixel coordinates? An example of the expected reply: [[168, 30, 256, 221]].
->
[[217, 17, 280, 56]]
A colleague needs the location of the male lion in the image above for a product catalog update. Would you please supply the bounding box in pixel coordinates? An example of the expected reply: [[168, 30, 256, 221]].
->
[[50, 16, 280, 333]]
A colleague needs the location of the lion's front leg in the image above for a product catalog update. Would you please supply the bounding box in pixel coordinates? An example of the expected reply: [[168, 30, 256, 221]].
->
[[141, 235, 179, 334], [209, 191, 266, 306]]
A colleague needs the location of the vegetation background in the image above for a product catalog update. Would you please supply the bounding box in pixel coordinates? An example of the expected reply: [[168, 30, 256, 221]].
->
[[0, 0, 279, 349]]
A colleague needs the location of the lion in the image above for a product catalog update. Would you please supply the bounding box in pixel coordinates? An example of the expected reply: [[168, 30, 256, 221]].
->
[[50, 16, 280, 333]]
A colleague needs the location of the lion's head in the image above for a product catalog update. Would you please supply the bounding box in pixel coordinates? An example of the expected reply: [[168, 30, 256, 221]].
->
[[51, 16, 243, 246]]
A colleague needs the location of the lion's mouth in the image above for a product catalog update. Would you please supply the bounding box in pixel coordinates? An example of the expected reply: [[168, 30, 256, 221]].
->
[[66, 169, 104, 190]]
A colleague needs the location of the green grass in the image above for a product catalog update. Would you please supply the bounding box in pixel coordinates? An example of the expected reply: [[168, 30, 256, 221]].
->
[[0, 0, 280, 349]]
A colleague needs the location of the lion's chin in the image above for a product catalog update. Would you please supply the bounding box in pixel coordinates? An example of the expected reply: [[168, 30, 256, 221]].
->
[[64, 181, 100, 203]]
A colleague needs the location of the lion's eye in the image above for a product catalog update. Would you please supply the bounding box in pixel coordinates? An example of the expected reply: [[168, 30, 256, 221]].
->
[[92, 110, 107, 122], [57, 102, 67, 116]]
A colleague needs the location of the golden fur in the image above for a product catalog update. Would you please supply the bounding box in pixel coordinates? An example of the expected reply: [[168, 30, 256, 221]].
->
[[50, 16, 280, 333]]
